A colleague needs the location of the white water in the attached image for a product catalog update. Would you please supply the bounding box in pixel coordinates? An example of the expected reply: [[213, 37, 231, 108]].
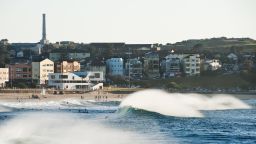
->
[[120, 89, 251, 117], [0, 113, 152, 144], [0, 99, 118, 111]]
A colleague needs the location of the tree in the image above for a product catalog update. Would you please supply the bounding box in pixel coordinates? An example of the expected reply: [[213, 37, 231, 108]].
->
[[0, 43, 10, 67]]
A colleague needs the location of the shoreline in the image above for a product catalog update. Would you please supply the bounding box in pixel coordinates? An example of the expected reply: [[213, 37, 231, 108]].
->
[[0, 89, 256, 103], [0, 91, 128, 103]]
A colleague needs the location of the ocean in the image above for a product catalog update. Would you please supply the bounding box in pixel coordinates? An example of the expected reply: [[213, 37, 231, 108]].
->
[[0, 89, 255, 144]]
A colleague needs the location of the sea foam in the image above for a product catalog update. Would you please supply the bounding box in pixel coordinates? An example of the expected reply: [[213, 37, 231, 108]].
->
[[0, 113, 152, 144], [120, 89, 251, 117]]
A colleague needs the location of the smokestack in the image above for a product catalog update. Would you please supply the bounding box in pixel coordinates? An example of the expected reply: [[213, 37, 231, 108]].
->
[[40, 13, 48, 45], [42, 13, 46, 40]]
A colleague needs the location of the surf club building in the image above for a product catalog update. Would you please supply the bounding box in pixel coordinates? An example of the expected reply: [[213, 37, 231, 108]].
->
[[48, 71, 104, 90]]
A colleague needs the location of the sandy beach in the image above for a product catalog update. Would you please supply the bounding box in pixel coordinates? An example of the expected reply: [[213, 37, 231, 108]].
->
[[0, 91, 128, 103]]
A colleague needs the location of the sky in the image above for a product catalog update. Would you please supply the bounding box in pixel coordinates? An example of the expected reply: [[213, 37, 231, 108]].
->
[[0, 0, 256, 44]]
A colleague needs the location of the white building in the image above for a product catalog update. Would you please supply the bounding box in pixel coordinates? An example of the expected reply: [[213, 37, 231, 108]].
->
[[32, 58, 54, 85], [0, 68, 9, 87], [106, 58, 124, 76], [48, 71, 103, 90], [182, 54, 200, 76], [203, 59, 222, 71]]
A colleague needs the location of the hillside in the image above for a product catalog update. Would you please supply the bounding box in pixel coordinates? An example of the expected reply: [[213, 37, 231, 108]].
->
[[164, 37, 256, 54]]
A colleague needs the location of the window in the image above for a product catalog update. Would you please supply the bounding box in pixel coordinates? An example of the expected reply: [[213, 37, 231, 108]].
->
[[59, 75, 68, 79], [95, 73, 100, 78], [51, 75, 55, 79], [16, 68, 22, 72]]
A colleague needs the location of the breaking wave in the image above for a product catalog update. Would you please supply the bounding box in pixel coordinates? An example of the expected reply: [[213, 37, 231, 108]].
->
[[119, 89, 251, 117], [0, 113, 152, 144]]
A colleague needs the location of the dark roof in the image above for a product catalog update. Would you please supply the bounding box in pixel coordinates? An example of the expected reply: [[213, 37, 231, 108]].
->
[[10, 58, 30, 64], [90, 58, 105, 66], [31, 55, 45, 62]]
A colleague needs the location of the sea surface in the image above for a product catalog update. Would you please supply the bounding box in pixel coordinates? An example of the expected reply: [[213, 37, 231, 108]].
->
[[0, 90, 255, 144]]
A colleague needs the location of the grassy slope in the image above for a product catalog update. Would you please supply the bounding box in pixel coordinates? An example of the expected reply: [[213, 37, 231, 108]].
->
[[132, 74, 255, 89]]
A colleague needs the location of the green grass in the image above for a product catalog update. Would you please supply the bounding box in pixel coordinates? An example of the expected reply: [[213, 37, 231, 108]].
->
[[132, 74, 256, 89]]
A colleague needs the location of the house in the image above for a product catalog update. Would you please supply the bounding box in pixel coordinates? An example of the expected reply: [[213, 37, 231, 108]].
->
[[182, 54, 200, 76], [106, 58, 124, 76], [203, 59, 222, 71], [16, 51, 24, 58], [32, 58, 54, 85], [227, 53, 238, 61], [125, 58, 143, 79], [48, 72, 103, 90], [49, 52, 90, 62], [0, 68, 9, 87], [55, 60, 80, 73], [143, 52, 160, 78]]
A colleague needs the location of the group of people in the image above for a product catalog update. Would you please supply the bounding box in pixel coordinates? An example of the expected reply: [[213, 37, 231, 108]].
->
[[95, 95, 108, 101]]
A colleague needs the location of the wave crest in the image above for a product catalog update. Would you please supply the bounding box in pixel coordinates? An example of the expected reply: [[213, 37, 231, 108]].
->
[[120, 89, 251, 117]]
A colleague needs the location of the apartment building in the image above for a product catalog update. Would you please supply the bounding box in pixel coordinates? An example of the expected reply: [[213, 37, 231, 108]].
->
[[182, 54, 200, 76], [143, 52, 160, 78], [55, 60, 80, 73], [32, 58, 54, 85], [8, 60, 32, 81], [0, 68, 9, 87], [125, 58, 143, 79], [106, 58, 124, 76]]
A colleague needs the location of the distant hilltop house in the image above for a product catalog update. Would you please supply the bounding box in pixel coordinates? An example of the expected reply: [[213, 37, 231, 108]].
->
[[203, 59, 222, 71], [11, 43, 43, 56], [49, 52, 90, 62], [32, 58, 54, 85], [48, 71, 104, 90], [0, 68, 9, 87], [106, 58, 124, 76], [227, 53, 238, 61]]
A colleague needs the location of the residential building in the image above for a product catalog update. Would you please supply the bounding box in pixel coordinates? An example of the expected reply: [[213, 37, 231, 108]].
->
[[49, 52, 90, 62], [161, 57, 181, 77], [203, 59, 222, 71], [227, 53, 238, 61], [7, 60, 32, 81], [0, 68, 9, 87], [32, 58, 54, 85], [48, 72, 103, 90], [89, 59, 106, 81], [125, 58, 143, 79], [182, 54, 200, 76], [55, 60, 80, 73], [143, 52, 160, 78], [106, 58, 124, 76]]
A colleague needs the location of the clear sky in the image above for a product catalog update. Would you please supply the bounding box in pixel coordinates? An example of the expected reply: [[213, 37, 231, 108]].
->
[[0, 0, 256, 44]]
